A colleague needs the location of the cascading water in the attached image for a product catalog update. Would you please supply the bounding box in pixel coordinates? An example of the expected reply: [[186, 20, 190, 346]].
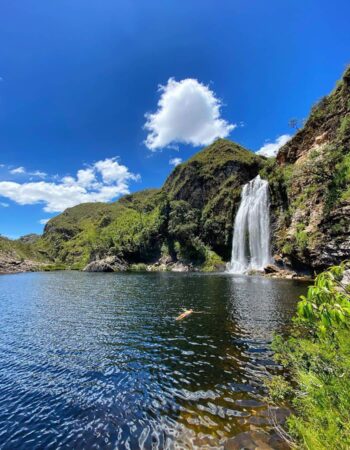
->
[[228, 175, 272, 273]]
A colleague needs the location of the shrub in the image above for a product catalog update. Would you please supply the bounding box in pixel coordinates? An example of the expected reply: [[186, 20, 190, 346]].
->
[[268, 262, 350, 449]]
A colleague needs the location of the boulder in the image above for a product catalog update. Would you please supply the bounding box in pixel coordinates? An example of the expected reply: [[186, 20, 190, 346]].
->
[[83, 260, 114, 272], [171, 262, 190, 272], [263, 264, 307, 280], [83, 256, 128, 272], [264, 264, 282, 274]]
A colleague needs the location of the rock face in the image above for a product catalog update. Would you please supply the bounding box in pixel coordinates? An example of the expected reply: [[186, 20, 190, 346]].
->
[[264, 65, 350, 271], [277, 68, 350, 165], [83, 256, 128, 272]]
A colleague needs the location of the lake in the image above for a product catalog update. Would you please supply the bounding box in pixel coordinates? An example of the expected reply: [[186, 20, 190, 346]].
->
[[0, 271, 307, 449]]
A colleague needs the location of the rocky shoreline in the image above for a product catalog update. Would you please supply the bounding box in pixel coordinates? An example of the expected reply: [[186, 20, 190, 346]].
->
[[0, 253, 313, 281], [81, 254, 313, 281], [0, 255, 43, 274]]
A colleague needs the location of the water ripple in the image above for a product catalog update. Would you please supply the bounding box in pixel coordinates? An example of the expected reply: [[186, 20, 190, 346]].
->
[[0, 271, 306, 449]]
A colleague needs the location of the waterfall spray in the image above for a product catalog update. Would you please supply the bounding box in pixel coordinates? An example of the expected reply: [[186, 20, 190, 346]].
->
[[228, 175, 272, 273]]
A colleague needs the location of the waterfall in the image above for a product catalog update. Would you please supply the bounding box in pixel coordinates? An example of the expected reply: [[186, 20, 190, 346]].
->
[[228, 175, 272, 273]]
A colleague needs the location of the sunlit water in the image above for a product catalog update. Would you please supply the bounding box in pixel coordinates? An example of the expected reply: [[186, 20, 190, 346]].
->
[[0, 271, 307, 449]]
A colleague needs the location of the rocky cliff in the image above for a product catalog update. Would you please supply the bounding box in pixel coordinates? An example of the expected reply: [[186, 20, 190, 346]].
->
[[264, 65, 350, 270]]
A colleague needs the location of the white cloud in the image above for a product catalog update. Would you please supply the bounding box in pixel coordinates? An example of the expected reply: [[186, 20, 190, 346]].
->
[[169, 157, 182, 167], [8, 166, 47, 178], [144, 78, 236, 151], [94, 158, 140, 184], [0, 157, 139, 213], [256, 134, 292, 158], [10, 166, 25, 174], [76, 168, 96, 187], [31, 170, 47, 179], [0, 202, 9, 207], [39, 218, 50, 225]]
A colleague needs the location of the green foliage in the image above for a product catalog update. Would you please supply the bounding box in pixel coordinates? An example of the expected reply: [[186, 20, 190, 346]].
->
[[38, 189, 167, 266], [201, 249, 224, 272], [326, 152, 350, 207], [338, 115, 350, 142], [42, 263, 68, 271], [168, 200, 200, 242], [268, 263, 350, 449], [265, 375, 293, 403], [282, 242, 293, 255], [295, 224, 309, 252], [128, 263, 148, 271], [296, 262, 350, 335]]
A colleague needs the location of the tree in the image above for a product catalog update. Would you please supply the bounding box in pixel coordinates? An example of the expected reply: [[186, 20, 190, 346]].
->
[[288, 118, 300, 130]]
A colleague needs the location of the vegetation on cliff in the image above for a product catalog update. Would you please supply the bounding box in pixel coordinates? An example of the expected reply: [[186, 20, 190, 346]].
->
[[268, 262, 350, 449], [33, 139, 265, 270], [263, 65, 350, 270], [0, 235, 47, 273], [0, 235, 43, 262]]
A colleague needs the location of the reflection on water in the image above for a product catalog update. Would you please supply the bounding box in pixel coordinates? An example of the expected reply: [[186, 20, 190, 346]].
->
[[0, 271, 307, 449]]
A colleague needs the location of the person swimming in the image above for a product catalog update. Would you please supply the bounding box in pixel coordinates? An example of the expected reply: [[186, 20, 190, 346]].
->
[[175, 309, 193, 321]]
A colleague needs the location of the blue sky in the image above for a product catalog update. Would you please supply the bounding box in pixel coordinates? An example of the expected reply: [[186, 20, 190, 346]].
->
[[0, 0, 349, 238]]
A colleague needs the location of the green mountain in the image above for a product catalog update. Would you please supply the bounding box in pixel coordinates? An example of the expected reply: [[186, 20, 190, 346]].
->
[[1, 66, 349, 274], [35, 140, 265, 271]]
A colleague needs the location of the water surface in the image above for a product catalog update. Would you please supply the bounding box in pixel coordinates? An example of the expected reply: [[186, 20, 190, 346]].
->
[[0, 271, 307, 449]]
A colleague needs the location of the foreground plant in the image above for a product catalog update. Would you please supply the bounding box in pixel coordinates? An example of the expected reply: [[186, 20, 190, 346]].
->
[[268, 262, 350, 450]]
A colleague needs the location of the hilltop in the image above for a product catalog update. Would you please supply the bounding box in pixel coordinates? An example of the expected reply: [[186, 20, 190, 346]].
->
[[34, 139, 265, 271]]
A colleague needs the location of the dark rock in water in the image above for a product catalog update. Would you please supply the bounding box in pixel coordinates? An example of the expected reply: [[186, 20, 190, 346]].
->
[[83, 256, 128, 272], [224, 430, 289, 450]]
